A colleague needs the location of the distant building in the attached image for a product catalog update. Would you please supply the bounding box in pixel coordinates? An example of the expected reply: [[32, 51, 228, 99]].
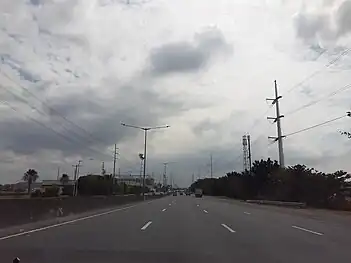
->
[[41, 179, 75, 187], [13, 182, 41, 192], [114, 175, 155, 189], [10, 180, 74, 193]]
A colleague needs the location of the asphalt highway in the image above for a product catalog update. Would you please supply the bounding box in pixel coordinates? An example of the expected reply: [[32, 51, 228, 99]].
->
[[1, 195, 350, 263]]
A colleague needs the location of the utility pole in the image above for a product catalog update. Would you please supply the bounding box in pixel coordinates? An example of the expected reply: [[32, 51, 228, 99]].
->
[[242, 135, 250, 171], [73, 164, 77, 195], [143, 130, 147, 199], [113, 144, 119, 178], [170, 172, 173, 190], [192, 173, 194, 183], [267, 80, 285, 167], [247, 134, 252, 172], [210, 154, 213, 178], [139, 153, 145, 187], [101, 161, 106, 175], [73, 160, 82, 196], [163, 162, 168, 187], [57, 167, 60, 181]]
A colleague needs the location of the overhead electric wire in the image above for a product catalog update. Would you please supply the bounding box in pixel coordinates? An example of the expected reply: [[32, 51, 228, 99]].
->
[[0, 83, 98, 146], [0, 98, 113, 160], [1, 70, 142, 170], [1, 70, 108, 146], [0, 100, 107, 158], [284, 47, 351, 95], [285, 82, 351, 116], [284, 114, 348, 138]]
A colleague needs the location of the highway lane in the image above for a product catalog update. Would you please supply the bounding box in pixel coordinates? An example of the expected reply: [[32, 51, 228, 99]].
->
[[197, 196, 351, 262], [0, 195, 350, 263]]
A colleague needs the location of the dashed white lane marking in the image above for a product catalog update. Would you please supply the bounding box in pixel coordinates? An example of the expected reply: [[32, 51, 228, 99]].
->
[[292, 225, 323, 236], [196, 204, 200, 207], [162, 208, 167, 212], [141, 221, 152, 231], [203, 210, 208, 213], [0, 203, 144, 241], [221, 223, 236, 233], [244, 212, 251, 215], [169, 203, 172, 206]]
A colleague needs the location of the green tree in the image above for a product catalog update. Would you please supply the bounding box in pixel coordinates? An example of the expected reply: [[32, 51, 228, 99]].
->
[[23, 169, 39, 194], [60, 174, 69, 185]]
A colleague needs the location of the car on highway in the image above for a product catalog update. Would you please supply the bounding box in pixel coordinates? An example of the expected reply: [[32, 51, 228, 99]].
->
[[195, 188, 203, 198], [172, 191, 177, 196]]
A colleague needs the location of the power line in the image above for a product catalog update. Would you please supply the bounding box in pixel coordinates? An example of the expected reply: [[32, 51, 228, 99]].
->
[[0, 72, 158, 174], [0, 99, 112, 160], [247, 105, 273, 131], [284, 47, 351, 95], [0, 70, 108, 146], [0, 83, 97, 147], [284, 114, 348, 138], [285, 83, 351, 116]]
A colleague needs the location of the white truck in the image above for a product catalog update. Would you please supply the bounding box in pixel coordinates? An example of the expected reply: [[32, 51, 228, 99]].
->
[[195, 188, 203, 198]]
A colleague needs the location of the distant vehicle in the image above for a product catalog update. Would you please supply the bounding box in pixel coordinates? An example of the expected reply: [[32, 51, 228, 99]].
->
[[173, 191, 177, 196], [195, 188, 203, 198], [179, 192, 184, 195], [185, 191, 191, 196]]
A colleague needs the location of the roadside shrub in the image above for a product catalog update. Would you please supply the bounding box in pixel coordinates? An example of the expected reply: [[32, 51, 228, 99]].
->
[[42, 186, 60, 197]]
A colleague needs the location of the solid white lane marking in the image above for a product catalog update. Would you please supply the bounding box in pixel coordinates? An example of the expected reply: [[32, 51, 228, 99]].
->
[[221, 223, 236, 233], [203, 210, 208, 213], [244, 212, 251, 215], [292, 225, 323, 236], [141, 221, 152, 230], [162, 208, 166, 212], [196, 204, 199, 207], [0, 203, 145, 241]]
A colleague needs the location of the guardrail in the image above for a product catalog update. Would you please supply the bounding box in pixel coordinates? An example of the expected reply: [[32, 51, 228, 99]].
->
[[246, 199, 306, 208]]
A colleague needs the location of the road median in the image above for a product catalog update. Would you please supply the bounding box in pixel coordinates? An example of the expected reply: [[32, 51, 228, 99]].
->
[[245, 199, 306, 208], [0, 194, 163, 229]]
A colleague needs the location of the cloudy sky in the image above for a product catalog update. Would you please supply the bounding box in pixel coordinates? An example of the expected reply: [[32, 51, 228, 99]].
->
[[0, 0, 350, 186]]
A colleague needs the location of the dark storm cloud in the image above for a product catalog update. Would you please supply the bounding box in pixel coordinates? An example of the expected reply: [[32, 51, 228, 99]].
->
[[149, 28, 231, 75], [29, 0, 41, 6], [150, 43, 205, 74], [0, 80, 193, 158], [294, 13, 328, 42], [192, 118, 222, 135], [294, 1, 351, 44], [336, 0, 351, 36]]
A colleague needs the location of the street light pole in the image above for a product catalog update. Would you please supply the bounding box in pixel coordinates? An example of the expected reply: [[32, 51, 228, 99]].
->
[[143, 129, 147, 200], [121, 122, 170, 201]]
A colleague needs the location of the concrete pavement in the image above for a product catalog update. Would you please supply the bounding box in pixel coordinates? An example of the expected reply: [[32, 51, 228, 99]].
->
[[0, 195, 350, 263]]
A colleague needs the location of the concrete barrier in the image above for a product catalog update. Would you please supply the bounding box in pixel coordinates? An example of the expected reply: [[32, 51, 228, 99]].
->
[[0, 194, 161, 229], [246, 199, 306, 208]]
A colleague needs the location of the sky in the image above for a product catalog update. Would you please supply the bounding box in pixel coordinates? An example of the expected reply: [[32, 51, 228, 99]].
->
[[0, 0, 350, 187]]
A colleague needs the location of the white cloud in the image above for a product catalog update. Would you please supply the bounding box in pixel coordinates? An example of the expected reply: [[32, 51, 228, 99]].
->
[[0, 0, 350, 186]]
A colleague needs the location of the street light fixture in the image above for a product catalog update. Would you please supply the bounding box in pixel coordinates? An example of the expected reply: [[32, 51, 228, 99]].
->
[[120, 122, 170, 200]]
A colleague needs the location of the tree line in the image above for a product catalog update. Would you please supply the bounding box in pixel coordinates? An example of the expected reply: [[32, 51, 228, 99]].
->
[[20, 169, 150, 197], [190, 158, 351, 210]]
